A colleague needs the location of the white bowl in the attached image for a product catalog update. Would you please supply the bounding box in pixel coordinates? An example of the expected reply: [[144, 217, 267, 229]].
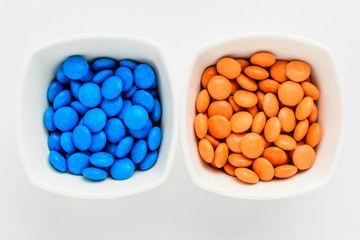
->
[[16, 34, 178, 199], [181, 33, 346, 200]]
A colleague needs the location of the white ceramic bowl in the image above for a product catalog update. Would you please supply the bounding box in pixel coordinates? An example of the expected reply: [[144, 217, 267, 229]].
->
[[16, 34, 178, 199], [181, 33, 346, 200]]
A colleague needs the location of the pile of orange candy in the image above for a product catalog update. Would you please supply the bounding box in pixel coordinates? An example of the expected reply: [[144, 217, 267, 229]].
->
[[194, 52, 321, 184]]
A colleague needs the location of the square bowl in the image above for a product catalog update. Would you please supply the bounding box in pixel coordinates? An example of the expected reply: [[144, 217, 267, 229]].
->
[[181, 33, 346, 200], [16, 34, 178, 199]]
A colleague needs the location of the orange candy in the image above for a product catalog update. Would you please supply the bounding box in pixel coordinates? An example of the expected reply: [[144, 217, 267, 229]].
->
[[240, 133, 265, 159], [286, 60, 311, 82], [216, 57, 241, 79], [196, 89, 210, 113], [208, 100, 233, 119], [208, 115, 232, 139], [201, 66, 218, 89], [195, 52, 320, 184], [207, 75, 232, 100]]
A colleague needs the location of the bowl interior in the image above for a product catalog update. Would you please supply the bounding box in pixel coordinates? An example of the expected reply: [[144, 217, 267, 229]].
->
[[183, 34, 344, 199], [18, 35, 176, 199]]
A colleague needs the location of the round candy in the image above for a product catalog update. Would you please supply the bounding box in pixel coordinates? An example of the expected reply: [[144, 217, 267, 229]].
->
[[131, 139, 147, 164], [150, 98, 161, 122], [78, 82, 102, 108], [123, 85, 138, 99], [129, 119, 152, 139], [101, 76, 123, 100], [49, 151, 67, 172], [70, 80, 81, 99], [147, 89, 157, 97], [63, 56, 89, 80], [80, 69, 94, 83], [56, 63, 70, 84], [92, 69, 114, 84], [48, 131, 63, 152], [47, 81, 65, 103], [60, 132, 76, 154], [147, 127, 161, 151], [119, 59, 137, 70], [43, 107, 56, 131], [132, 90, 154, 113], [115, 66, 133, 91], [101, 95, 123, 117], [124, 105, 149, 130], [139, 151, 158, 171], [117, 100, 132, 120], [104, 118, 126, 143], [82, 167, 108, 181], [53, 107, 79, 132], [92, 58, 116, 71], [53, 90, 72, 110], [70, 101, 89, 115], [83, 108, 107, 132], [104, 143, 117, 157], [150, 78, 157, 89], [67, 152, 90, 175], [88, 131, 107, 152], [134, 64, 155, 89], [89, 152, 114, 168], [115, 136, 134, 158], [110, 158, 135, 180], [73, 125, 92, 151]]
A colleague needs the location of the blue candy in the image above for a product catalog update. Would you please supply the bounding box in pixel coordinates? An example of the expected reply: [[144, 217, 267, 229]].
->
[[70, 80, 82, 99], [147, 127, 161, 151], [53, 90, 72, 110], [88, 131, 107, 152], [80, 69, 94, 83], [124, 105, 149, 130], [92, 69, 114, 84], [101, 95, 123, 117], [49, 151, 67, 172], [101, 76, 123, 100], [82, 167, 108, 181], [48, 131, 63, 152], [92, 58, 116, 71], [89, 152, 114, 168], [70, 101, 89, 115], [139, 151, 158, 171], [115, 136, 134, 158], [104, 118, 126, 143], [60, 132, 76, 154], [147, 89, 157, 97], [43, 107, 56, 131], [78, 82, 102, 108], [115, 66, 133, 91], [63, 56, 89, 80], [132, 90, 154, 113], [119, 59, 137, 70], [73, 125, 92, 151], [134, 64, 155, 89], [83, 108, 107, 132], [150, 98, 161, 122], [67, 152, 90, 175], [150, 78, 157, 89], [56, 63, 70, 84], [129, 118, 153, 139], [53, 107, 79, 131], [47, 81, 65, 103], [110, 158, 135, 180], [104, 143, 117, 157], [131, 139, 147, 164], [122, 85, 138, 99], [117, 100, 132, 120]]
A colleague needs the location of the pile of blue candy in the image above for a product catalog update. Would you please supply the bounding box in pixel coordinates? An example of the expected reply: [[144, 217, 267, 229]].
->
[[43, 56, 162, 181]]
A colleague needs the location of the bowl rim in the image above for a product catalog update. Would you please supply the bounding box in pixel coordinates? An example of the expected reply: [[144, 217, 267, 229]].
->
[[180, 32, 347, 200], [15, 33, 179, 199]]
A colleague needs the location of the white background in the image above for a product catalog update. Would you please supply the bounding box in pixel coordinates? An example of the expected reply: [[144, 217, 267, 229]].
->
[[0, 0, 359, 239]]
